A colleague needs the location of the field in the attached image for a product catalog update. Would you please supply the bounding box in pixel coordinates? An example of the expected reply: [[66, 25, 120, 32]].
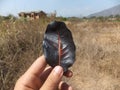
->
[[0, 18, 120, 90]]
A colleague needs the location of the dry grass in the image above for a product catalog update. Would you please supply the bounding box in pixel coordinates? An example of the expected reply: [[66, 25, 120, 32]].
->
[[0, 19, 49, 90], [66, 21, 120, 90], [0, 18, 120, 90]]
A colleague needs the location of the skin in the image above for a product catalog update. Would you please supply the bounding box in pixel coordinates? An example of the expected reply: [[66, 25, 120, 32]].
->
[[14, 55, 73, 90]]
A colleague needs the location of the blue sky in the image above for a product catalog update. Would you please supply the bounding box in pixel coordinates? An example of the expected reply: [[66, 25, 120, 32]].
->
[[0, 0, 120, 17]]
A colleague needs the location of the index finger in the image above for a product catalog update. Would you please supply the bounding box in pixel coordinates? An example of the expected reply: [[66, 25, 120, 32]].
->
[[25, 55, 47, 76]]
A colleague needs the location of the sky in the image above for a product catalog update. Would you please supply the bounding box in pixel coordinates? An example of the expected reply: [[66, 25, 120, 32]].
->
[[0, 0, 120, 17]]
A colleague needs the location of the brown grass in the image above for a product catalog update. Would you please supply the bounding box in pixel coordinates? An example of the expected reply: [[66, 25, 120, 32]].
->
[[66, 20, 120, 90], [0, 19, 120, 90]]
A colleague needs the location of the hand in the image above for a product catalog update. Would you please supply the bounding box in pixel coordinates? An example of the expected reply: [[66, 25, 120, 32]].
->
[[14, 55, 73, 90]]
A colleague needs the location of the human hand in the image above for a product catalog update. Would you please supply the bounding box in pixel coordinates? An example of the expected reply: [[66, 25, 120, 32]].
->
[[14, 55, 73, 90]]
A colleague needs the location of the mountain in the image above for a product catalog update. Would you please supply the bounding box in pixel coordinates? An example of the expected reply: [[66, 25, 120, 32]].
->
[[88, 4, 120, 17]]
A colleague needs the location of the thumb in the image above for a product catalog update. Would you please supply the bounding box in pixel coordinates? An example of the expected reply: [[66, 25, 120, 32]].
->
[[40, 66, 63, 90]]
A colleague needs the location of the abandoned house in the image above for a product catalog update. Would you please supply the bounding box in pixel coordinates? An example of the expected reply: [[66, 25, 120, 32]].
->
[[18, 11, 47, 20]]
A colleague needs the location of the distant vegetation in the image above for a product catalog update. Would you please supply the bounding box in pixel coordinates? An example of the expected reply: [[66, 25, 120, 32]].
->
[[83, 15, 120, 21], [0, 14, 120, 23], [0, 14, 17, 21]]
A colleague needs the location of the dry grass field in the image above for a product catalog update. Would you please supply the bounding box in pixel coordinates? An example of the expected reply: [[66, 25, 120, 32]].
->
[[0, 18, 120, 90]]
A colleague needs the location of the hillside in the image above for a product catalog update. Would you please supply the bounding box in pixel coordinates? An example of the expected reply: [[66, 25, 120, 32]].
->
[[88, 4, 120, 17]]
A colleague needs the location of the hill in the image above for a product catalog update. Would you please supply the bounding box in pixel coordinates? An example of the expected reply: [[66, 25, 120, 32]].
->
[[88, 4, 120, 17]]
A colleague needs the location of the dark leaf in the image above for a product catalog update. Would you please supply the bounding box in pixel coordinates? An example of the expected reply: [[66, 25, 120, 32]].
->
[[43, 21, 76, 72]]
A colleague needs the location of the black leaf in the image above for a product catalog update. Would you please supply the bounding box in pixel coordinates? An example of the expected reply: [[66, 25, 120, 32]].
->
[[43, 21, 76, 72]]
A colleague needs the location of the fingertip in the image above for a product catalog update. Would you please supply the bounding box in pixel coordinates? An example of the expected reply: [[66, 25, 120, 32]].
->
[[60, 81, 73, 90], [68, 86, 73, 90], [64, 70, 73, 77], [25, 55, 47, 77], [38, 55, 46, 62], [53, 66, 63, 76]]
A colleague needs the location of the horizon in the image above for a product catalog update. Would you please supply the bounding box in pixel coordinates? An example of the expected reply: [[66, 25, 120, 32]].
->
[[0, 0, 120, 17]]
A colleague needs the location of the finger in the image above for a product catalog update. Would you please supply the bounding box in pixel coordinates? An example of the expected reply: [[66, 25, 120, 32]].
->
[[14, 55, 47, 90], [25, 55, 47, 76], [39, 67, 52, 87], [59, 81, 73, 90], [64, 70, 73, 77], [40, 66, 63, 90], [17, 67, 52, 90]]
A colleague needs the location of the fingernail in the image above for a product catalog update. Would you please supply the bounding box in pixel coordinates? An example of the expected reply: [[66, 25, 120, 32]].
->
[[69, 86, 73, 90], [53, 66, 63, 76]]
